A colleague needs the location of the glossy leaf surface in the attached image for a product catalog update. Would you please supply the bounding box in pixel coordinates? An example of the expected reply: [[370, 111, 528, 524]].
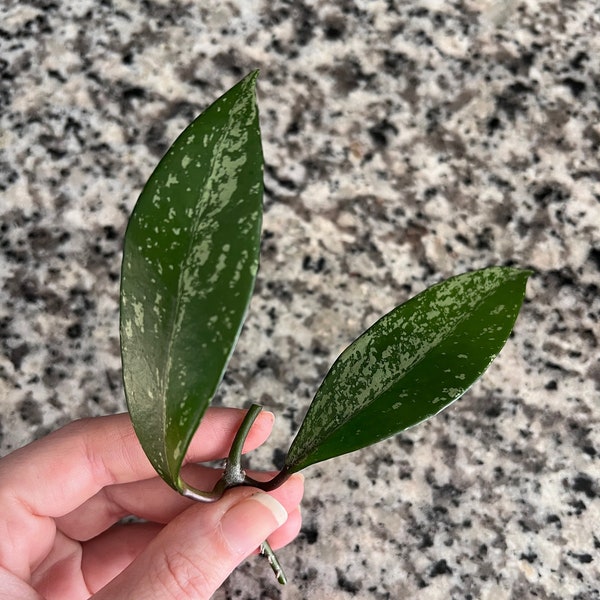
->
[[285, 267, 530, 472], [120, 72, 263, 490]]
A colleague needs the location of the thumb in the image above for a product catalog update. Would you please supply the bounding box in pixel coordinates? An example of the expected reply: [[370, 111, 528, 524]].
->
[[219, 492, 288, 557], [93, 490, 288, 600]]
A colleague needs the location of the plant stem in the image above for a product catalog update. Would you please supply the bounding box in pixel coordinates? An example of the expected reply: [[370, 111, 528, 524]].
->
[[179, 404, 290, 584], [243, 466, 292, 491], [222, 403, 288, 585], [260, 541, 287, 585], [223, 403, 263, 486], [180, 478, 226, 502], [181, 404, 293, 500]]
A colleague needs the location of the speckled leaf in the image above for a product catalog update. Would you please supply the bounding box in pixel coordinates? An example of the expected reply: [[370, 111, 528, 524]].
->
[[120, 72, 263, 491], [285, 267, 531, 472]]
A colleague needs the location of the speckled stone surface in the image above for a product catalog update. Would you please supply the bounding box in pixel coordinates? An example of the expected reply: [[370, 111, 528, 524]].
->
[[1, 1, 599, 598]]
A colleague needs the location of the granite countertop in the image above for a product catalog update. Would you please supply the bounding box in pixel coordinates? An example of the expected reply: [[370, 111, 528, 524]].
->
[[1, 1, 599, 598]]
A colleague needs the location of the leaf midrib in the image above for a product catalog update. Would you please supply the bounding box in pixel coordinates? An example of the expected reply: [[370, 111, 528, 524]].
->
[[159, 117, 233, 480], [157, 82, 260, 479]]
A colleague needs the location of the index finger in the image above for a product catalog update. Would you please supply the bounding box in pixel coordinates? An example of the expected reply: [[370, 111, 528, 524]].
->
[[0, 407, 274, 519]]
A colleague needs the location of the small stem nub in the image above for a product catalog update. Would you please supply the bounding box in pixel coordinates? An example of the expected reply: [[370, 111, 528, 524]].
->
[[260, 541, 287, 585]]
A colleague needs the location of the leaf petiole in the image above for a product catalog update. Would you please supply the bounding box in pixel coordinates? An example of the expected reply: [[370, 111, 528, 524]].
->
[[243, 466, 292, 491], [178, 404, 292, 501], [223, 403, 264, 486], [180, 478, 226, 503], [223, 403, 293, 492]]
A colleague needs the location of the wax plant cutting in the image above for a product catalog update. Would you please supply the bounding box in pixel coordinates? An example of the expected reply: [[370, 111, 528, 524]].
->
[[120, 71, 531, 583]]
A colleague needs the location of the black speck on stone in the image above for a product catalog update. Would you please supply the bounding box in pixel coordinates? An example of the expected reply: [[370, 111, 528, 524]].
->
[[533, 183, 568, 206], [485, 403, 502, 418], [546, 267, 577, 290], [570, 51, 589, 70], [347, 478, 359, 490], [588, 247, 600, 272], [496, 81, 532, 119], [397, 435, 414, 452], [324, 24, 344, 40], [310, 339, 329, 357], [368, 119, 398, 148], [561, 77, 586, 98], [583, 445, 596, 458], [518, 518, 539, 533], [301, 525, 319, 544], [67, 322, 82, 339], [323, 15, 345, 40], [570, 552, 593, 564], [568, 499, 587, 515], [487, 116, 502, 133], [21, 279, 39, 303], [510, 81, 533, 95], [336, 568, 362, 594], [430, 559, 453, 577], [103, 225, 118, 240], [272, 447, 286, 470], [8, 343, 29, 370], [520, 552, 538, 563], [285, 118, 300, 135], [382, 50, 415, 77], [18, 396, 43, 425], [572, 474, 596, 498], [256, 351, 279, 372], [330, 57, 371, 95], [145, 121, 167, 157], [293, 3, 316, 46], [122, 86, 146, 101], [302, 255, 326, 273], [546, 514, 562, 527], [211, 50, 244, 76]]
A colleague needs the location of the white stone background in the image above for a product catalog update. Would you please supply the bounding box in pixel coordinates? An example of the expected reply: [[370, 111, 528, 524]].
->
[[0, 1, 599, 598]]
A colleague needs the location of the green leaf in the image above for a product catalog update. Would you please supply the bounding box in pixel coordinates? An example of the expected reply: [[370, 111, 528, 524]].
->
[[285, 267, 531, 472], [120, 71, 263, 491]]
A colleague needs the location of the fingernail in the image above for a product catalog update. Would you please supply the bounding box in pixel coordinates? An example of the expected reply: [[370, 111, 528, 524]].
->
[[221, 493, 288, 555], [261, 410, 275, 422], [250, 492, 288, 527]]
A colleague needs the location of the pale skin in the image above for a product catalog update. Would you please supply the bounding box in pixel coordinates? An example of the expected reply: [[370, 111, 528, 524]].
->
[[0, 408, 304, 599]]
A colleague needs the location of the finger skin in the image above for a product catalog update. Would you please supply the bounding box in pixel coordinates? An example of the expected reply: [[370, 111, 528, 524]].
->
[[56, 464, 224, 542], [0, 567, 43, 600], [0, 408, 273, 580], [75, 506, 302, 595], [91, 482, 301, 600], [0, 408, 274, 517], [57, 465, 297, 542], [80, 475, 304, 593], [0, 409, 304, 599]]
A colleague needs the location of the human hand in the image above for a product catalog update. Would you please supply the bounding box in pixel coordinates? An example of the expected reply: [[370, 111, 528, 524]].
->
[[0, 408, 304, 599]]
